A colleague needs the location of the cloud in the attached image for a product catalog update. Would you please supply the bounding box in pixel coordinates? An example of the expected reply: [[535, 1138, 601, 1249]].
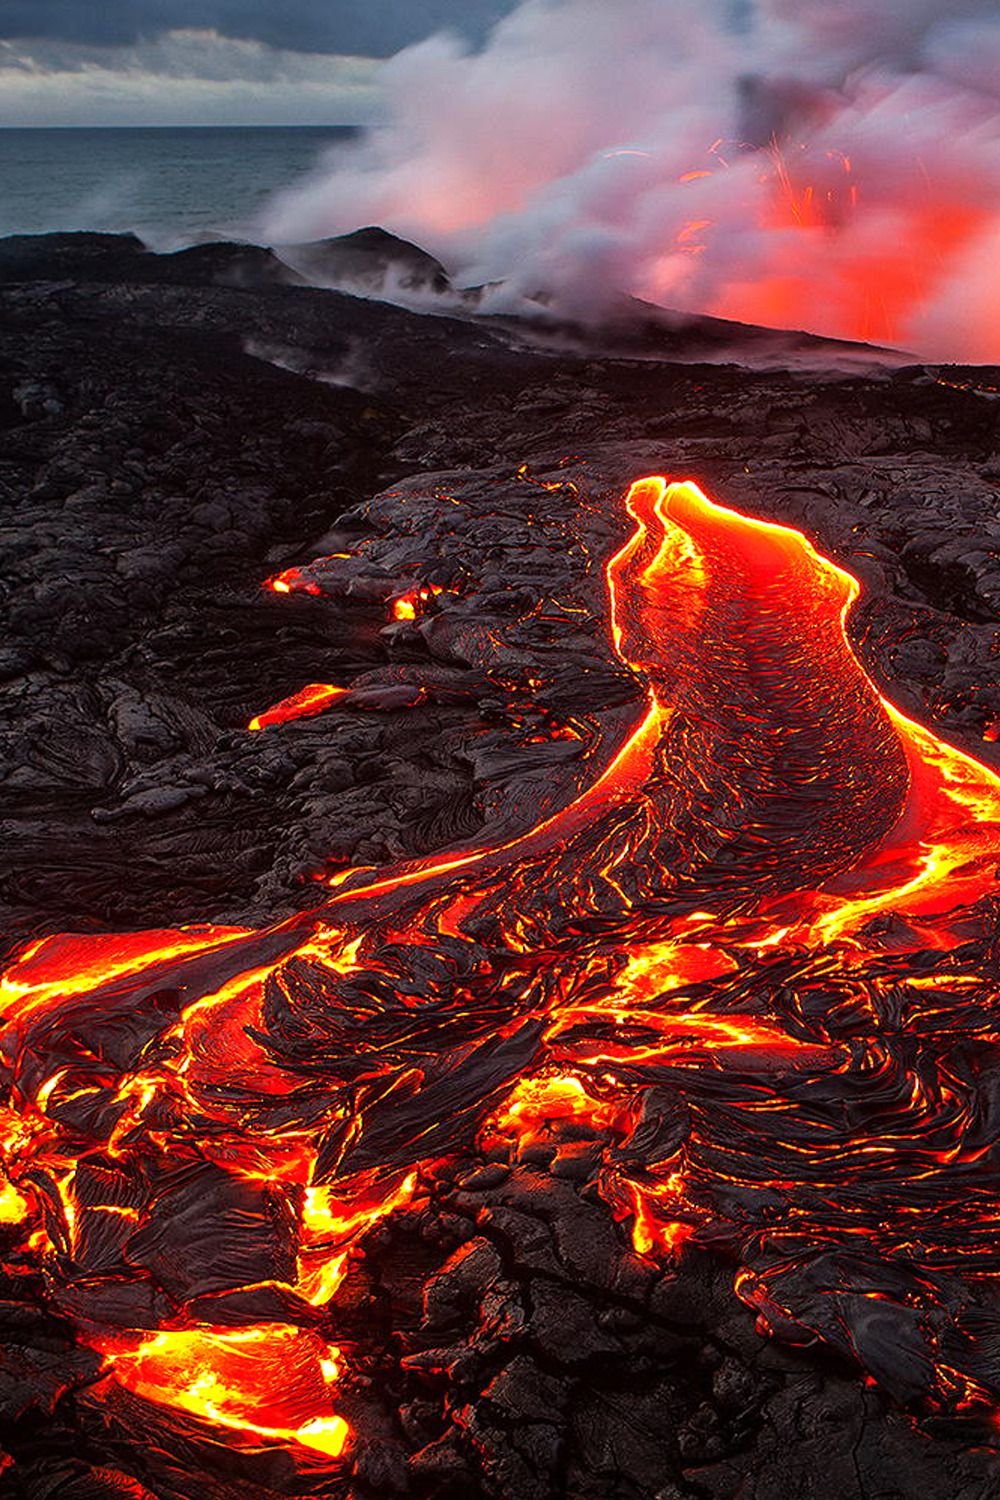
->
[[0, 1, 516, 57], [0, 31, 382, 125]]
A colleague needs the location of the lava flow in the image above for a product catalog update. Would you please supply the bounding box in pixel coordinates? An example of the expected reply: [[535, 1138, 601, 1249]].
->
[[4, 477, 1000, 1477]]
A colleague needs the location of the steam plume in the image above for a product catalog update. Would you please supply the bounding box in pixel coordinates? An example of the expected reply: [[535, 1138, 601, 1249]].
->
[[261, 0, 1000, 360]]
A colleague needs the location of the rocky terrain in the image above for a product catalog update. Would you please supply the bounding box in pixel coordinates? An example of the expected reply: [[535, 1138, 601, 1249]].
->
[[2, 231, 1000, 1500]]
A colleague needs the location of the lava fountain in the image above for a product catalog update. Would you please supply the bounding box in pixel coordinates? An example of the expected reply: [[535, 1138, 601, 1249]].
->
[[3, 478, 1000, 1480]]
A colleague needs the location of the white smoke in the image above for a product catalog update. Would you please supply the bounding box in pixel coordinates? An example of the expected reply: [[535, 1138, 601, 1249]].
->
[[260, 0, 1000, 360]]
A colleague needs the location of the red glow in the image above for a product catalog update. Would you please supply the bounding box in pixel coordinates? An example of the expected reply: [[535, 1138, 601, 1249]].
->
[[265, 567, 322, 597], [714, 197, 991, 347], [390, 584, 443, 621], [249, 683, 349, 731], [722, 150, 991, 347], [635, 140, 1000, 351]]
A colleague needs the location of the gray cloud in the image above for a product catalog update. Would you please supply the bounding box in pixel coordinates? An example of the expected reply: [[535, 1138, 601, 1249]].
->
[[0, 30, 383, 125], [0, 1, 516, 56]]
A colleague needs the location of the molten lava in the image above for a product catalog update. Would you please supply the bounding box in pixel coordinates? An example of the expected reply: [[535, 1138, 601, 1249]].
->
[[96, 1325, 349, 1458], [248, 682, 349, 731], [4, 477, 1000, 1473]]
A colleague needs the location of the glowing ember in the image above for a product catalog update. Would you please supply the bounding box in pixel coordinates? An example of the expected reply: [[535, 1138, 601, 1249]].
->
[[391, 584, 443, 621], [3, 476, 1000, 1476], [0, 1175, 29, 1225], [265, 566, 322, 596]]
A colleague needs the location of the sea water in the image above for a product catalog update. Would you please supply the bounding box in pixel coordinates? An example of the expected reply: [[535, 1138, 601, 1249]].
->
[[0, 126, 358, 245]]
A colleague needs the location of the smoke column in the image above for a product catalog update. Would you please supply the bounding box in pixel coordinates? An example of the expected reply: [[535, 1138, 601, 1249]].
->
[[261, 0, 1000, 360]]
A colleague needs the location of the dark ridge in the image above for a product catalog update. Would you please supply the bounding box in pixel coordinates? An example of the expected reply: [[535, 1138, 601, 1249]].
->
[[0, 230, 149, 282], [288, 225, 453, 295], [152, 241, 303, 288]]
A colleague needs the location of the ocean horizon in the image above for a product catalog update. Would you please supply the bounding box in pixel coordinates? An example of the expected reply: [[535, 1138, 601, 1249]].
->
[[0, 125, 361, 245]]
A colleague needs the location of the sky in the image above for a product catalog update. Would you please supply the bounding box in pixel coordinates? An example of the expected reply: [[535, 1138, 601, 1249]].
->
[[0, 0, 518, 125]]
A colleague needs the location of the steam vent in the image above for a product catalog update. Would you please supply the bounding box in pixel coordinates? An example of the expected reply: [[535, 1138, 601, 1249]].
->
[[3, 232, 1000, 1500]]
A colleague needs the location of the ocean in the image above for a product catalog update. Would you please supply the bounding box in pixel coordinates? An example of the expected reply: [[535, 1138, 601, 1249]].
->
[[0, 126, 359, 245]]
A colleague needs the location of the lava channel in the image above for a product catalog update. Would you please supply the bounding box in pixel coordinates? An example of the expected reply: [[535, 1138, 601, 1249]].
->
[[3, 477, 1000, 1474]]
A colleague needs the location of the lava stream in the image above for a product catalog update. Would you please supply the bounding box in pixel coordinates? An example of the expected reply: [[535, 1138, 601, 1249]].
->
[[3, 477, 1000, 1468]]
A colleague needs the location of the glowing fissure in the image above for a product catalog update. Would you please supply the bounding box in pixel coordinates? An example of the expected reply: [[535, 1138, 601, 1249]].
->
[[4, 477, 1000, 1462]]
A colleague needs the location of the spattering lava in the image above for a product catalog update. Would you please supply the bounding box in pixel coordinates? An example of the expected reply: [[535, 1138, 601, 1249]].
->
[[3, 478, 1000, 1467]]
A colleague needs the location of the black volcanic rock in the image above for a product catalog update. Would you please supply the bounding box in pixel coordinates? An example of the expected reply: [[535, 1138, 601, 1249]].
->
[[0, 231, 150, 283], [0, 232, 300, 290], [490, 290, 904, 364]]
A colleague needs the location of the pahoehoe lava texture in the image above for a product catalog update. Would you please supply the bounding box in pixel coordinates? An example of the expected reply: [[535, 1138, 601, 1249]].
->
[[2, 235, 1000, 1500]]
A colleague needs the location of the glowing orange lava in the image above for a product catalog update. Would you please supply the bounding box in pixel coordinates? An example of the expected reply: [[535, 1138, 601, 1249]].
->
[[391, 584, 443, 621], [249, 682, 349, 731], [96, 1325, 349, 1457]]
